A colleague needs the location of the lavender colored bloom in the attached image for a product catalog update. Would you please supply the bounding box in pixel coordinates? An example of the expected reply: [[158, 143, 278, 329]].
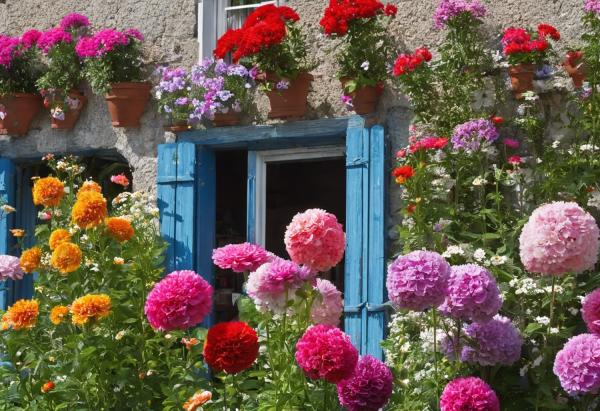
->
[[217, 90, 233, 102], [337, 355, 393, 411], [0, 255, 24, 281], [249, 66, 259, 80], [163, 105, 173, 114], [276, 80, 290, 90], [439, 264, 502, 322], [535, 64, 554, 79], [386, 250, 451, 311], [451, 119, 499, 151], [227, 64, 249, 77], [554, 334, 600, 396], [585, 0, 600, 15], [433, 0, 487, 29], [175, 97, 189, 106]]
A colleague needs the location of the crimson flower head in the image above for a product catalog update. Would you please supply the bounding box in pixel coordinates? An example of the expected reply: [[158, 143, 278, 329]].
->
[[537, 23, 560, 41], [41, 381, 55, 393], [384, 3, 398, 16], [204, 321, 259, 374], [508, 155, 522, 165], [490, 115, 504, 125], [415, 47, 432, 62]]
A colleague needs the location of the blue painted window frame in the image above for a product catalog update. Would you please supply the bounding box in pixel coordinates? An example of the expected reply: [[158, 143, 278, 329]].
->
[[157, 116, 389, 358]]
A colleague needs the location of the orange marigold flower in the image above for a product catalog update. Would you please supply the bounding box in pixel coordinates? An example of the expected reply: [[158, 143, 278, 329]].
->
[[49, 229, 71, 250], [32, 177, 65, 207], [106, 217, 134, 242], [3, 299, 39, 330], [51, 242, 82, 274], [1, 313, 9, 330], [77, 180, 102, 198], [20, 247, 41, 273], [72, 191, 107, 229], [10, 229, 25, 238], [183, 391, 212, 411], [49, 305, 70, 325], [70, 294, 111, 325], [41, 381, 55, 393]]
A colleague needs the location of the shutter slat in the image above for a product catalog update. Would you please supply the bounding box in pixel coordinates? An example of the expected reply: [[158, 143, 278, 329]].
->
[[157, 144, 178, 272], [174, 143, 197, 270], [0, 158, 15, 310]]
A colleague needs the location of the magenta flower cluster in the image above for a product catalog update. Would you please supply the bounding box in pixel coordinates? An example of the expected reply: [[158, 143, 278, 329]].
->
[[585, 0, 600, 15], [460, 315, 522, 366], [439, 264, 502, 322], [59, 13, 90, 31], [519, 201, 599, 276], [37, 28, 72, 54], [75, 28, 140, 58], [386, 250, 451, 311], [0, 255, 24, 281], [553, 333, 600, 396], [433, 0, 487, 29], [284, 208, 346, 273], [20, 30, 42, 51], [0, 36, 21, 67], [336, 355, 393, 411], [311, 278, 344, 326], [144, 270, 213, 331], [212, 242, 271, 273], [440, 377, 500, 411], [451, 119, 499, 151], [582, 288, 600, 335], [295, 324, 358, 383]]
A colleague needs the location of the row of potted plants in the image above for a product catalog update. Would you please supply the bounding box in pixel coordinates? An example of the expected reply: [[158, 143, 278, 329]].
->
[[0, 13, 149, 135]]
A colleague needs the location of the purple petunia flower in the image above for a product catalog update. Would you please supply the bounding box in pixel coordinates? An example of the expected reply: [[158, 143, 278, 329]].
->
[[276, 80, 290, 90], [451, 119, 499, 151]]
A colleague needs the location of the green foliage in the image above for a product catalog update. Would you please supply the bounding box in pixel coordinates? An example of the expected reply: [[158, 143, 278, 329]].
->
[[0, 47, 45, 95], [82, 42, 144, 95], [36, 42, 84, 111]]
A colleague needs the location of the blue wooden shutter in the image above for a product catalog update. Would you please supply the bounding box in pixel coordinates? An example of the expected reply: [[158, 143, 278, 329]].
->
[[157, 144, 178, 273], [0, 158, 16, 310], [246, 151, 258, 244], [11, 166, 35, 302]]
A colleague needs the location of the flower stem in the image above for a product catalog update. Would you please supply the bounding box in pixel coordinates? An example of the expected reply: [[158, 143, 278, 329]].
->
[[431, 308, 440, 411]]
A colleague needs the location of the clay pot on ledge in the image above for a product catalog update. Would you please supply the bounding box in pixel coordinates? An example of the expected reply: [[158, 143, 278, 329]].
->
[[564, 60, 586, 89], [213, 111, 241, 127], [340, 79, 383, 115], [508, 64, 536, 99], [163, 121, 189, 133], [51, 90, 87, 130], [105, 82, 152, 128], [0, 93, 42, 136], [265, 72, 313, 120]]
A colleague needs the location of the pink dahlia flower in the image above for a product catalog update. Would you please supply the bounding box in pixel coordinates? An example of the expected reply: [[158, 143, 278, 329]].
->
[[144, 270, 213, 331], [295, 324, 358, 383], [519, 202, 599, 276], [386, 250, 450, 311], [37, 28, 72, 54], [553, 333, 600, 396], [284, 208, 346, 272], [440, 377, 500, 411], [0, 255, 24, 281], [337, 355, 393, 411], [59, 13, 90, 31], [582, 288, 600, 335], [439, 264, 502, 322], [212, 242, 271, 273], [311, 278, 344, 326]]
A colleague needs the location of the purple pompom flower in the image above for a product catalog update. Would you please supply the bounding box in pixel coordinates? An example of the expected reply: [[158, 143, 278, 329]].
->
[[440, 377, 500, 411], [582, 288, 600, 335], [212, 242, 271, 273], [439, 264, 502, 322], [337, 355, 393, 411], [0, 255, 24, 281], [553, 333, 600, 396], [451, 119, 499, 151], [386, 250, 451, 311]]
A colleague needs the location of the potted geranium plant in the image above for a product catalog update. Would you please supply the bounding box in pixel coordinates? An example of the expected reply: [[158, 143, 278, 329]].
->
[[37, 14, 90, 129], [214, 4, 312, 119], [320, 0, 397, 114], [76, 28, 149, 127], [502, 24, 560, 99], [153, 66, 193, 132], [0, 32, 44, 136], [189, 58, 255, 127]]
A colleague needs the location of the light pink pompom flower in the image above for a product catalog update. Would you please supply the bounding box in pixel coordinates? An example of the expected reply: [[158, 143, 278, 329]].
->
[[284, 208, 346, 273], [311, 278, 344, 326], [519, 202, 599, 276], [212, 242, 271, 273], [0, 255, 24, 281], [144, 270, 213, 331]]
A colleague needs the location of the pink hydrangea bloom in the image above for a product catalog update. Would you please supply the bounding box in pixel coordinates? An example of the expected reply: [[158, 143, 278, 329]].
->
[[284, 208, 346, 272], [337, 355, 393, 411], [553, 333, 600, 396], [0, 255, 24, 281], [20, 30, 42, 50], [37, 28, 72, 54], [212, 242, 271, 273], [311, 278, 343, 326], [519, 202, 599, 276], [295, 324, 358, 383], [144, 270, 213, 331], [439, 264, 502, 322], [582, 289, 600, 336], [386, 250, 450, 311], [440, 377, 500, 411], [60, 13, 90, 31]]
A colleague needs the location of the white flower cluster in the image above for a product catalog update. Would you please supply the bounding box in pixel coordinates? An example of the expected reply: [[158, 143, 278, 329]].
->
[[56, 160, 85, 175], [509, 277, 564, 296], [588, 190, 600, 210], [113, 191, 160, 225]]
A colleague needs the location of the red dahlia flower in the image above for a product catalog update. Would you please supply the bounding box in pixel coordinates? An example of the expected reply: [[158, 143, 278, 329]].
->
[[203, 321, 259, 374]]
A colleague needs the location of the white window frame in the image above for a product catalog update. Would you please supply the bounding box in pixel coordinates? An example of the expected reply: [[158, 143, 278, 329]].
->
[[197, 0, 283, 61], [252, 146, 346, 247]]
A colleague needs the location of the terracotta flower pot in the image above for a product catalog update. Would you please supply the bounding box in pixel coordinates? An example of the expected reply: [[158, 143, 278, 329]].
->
[[213, 111, 241, 127], [265, 72, 313, 120], [508, 64, 536, 99], [105, 82, 151, 128], [564, 60, 586, 89], [51, 90, 87, 130], [0, 93, 42, 136], [340, 79, 383, 115]]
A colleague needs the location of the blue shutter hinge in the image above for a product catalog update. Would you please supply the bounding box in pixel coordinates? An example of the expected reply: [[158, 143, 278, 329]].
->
[[366, 301, 394, 313], [343, 301, 366, 313]]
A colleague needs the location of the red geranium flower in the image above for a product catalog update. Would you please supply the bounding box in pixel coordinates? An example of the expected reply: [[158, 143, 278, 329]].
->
[[490, 116, 504, 125], [414, 47, 432, 62], [508, 155, 522, 165], [530, 39, 549, 52], [537, 24, 560, 41], [320, 0, 388, 36], [203, 321, 259, 374], [384, 3, 398, 16]]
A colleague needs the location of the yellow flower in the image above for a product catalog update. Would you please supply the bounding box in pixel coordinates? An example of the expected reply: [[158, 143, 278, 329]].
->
[[51, 242, 82, 274], [183, 391, 212, 411], [49, 305, 70, 325], [3, 299, 39, 330], [106, 217, 135, 242], [48, 229, 71, 250], [70, 294, 111, 326], [1, 314, 9, 331], [71, 191, 107, 228], [10, 229, 25, 238], [20, 247, 41, 273], [77, 180, 102, 198], [32, 177, 65, 207]]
